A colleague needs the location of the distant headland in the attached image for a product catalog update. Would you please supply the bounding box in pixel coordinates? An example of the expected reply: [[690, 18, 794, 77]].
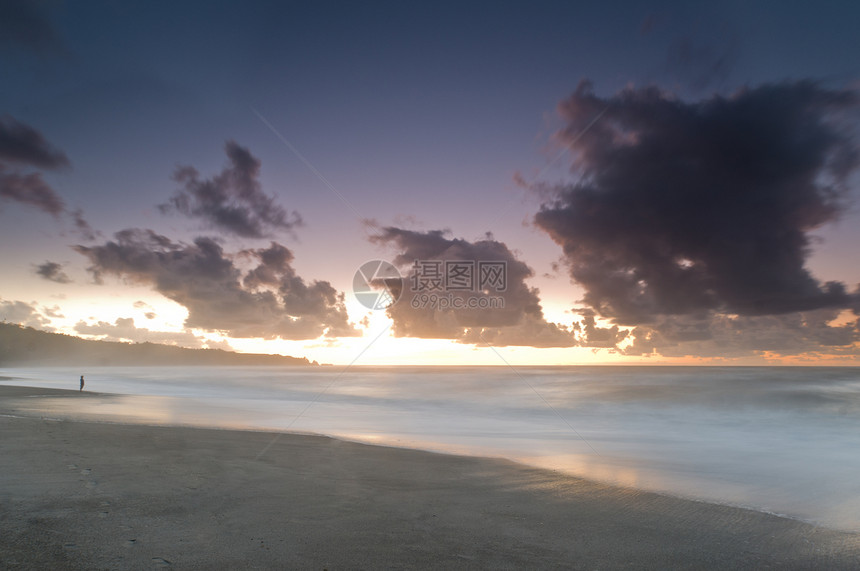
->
[[0, 323, 316, 367]]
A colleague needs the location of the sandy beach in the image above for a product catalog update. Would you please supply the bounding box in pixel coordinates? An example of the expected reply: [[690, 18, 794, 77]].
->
[[2, 386, 859, 570]]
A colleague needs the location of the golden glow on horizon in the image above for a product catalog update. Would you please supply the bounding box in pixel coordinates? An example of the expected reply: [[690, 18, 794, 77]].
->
[[34, 292, 860, 367]]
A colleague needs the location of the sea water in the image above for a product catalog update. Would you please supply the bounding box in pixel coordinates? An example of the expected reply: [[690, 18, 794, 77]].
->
[[2, 365, 860, 531]]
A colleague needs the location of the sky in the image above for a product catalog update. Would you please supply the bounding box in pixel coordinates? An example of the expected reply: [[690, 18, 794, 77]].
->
[[2, 0, 860, 365]]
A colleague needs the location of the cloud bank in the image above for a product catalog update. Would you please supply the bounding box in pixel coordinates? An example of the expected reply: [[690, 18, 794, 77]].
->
[[75, 230, 357, 340], [74, 317, 210, 348], [621, 309, 858, 359], [0, 298, 54, 330]]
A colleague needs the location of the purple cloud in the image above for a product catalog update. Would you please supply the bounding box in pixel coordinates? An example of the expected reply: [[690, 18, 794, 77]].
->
[[0, 114, 69, 169], [371, 227, 578, 347], [160, 141, 302, 238], [535, 80, 859, 326], [75, 230, 357, 340], [35, 261, 71, 284]]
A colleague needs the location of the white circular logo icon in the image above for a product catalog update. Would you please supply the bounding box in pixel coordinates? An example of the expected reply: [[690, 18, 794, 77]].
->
[[353, 260, 403, 310]]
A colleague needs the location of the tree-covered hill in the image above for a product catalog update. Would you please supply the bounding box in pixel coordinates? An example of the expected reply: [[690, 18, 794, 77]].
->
[[0, 323, 315, 367]]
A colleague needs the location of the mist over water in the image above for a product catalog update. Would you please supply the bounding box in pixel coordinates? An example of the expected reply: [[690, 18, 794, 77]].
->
[[3, 366, 860, 531]]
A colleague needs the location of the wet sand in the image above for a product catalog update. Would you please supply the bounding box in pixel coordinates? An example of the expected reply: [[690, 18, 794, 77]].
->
[[1, 385, 859, 569]]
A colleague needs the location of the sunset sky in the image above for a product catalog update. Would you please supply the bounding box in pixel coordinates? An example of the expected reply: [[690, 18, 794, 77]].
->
[[2, 0, 860, 365]]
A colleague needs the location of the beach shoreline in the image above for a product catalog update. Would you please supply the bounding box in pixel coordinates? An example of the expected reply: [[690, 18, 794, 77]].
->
[[2, 385, 859, 569]]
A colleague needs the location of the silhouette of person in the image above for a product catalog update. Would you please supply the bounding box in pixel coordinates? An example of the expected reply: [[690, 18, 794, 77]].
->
[[80, 375, 85, 392]]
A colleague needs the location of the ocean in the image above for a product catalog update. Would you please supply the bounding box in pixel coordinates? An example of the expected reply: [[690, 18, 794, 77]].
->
[[3, 365, 859, 531]]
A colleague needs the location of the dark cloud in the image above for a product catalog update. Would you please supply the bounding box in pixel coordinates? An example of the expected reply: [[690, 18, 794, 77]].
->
[[74, 317, 205, 348], [159, 141, 302, 238], [0, 0, 66, 57], [35, 261, 71, 284], [535, 80, 860, 326], [572, 309, 628, 348], [0, 115, 68, 217], [0, 115, 70, 169], [0, 167, 65, 216], [370, 227, 576, 347], [0, 116, 98, 234], [74, 230, 357, 340]]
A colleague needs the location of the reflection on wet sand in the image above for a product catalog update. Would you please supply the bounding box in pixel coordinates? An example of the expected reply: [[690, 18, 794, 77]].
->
[[2, 365, 860, 531]]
